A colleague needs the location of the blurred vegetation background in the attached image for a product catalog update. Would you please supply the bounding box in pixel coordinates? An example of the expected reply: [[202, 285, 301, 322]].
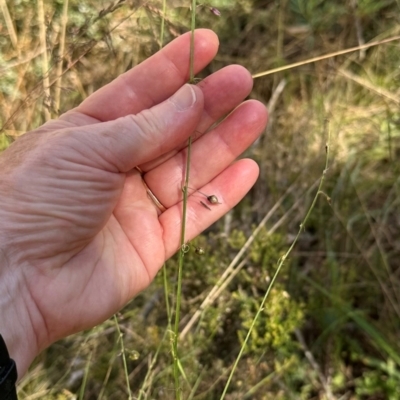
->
[[1, 0, 400, 399]]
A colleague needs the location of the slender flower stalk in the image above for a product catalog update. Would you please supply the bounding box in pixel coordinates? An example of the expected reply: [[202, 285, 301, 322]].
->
[[172, 1, 197, 398], [159, 0, 173, 340]]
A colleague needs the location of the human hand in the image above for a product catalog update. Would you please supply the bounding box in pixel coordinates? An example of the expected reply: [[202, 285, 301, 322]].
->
[[0, 29, 267, 378]]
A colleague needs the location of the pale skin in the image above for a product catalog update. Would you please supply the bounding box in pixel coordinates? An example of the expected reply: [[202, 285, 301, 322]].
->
[[0, 29, 268, 379]]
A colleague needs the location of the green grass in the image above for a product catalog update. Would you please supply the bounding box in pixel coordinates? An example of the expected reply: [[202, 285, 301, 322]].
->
[[2, 0, 400, 399]]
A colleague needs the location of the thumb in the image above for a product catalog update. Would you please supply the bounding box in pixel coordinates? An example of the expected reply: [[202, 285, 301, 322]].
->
[[72, 84, 204, 172]]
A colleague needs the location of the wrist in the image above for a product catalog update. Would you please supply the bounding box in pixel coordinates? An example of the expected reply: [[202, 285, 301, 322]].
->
[[0, 250, 40, 380]]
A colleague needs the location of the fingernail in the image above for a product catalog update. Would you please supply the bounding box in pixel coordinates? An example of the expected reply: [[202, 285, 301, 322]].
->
[[169, 84, 196, 111]]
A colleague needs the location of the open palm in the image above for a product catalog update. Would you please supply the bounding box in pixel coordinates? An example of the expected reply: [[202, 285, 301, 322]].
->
[[0, 30, 267, 377]]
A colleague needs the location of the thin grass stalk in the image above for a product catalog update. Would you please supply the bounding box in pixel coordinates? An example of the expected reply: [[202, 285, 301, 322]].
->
[[0, 0, 18, 50], [163, 263, 172, 324], [78, 351, 93, 400], [54, 0, 69, 113], [172, 143, 192, 399], [158, 0, 173, 336], [37, 0, 51, 121], [220, 121, 332, 399], [338, 68, 400, 105], [187, 369, 204, 400], [0, 50, 44, 72], [98, 351, 118, 400], [137, 328, 169, 400], [159, 0, 172, 333], [160, 0, 166, 48], [294, 328, 333, 399], [352, 183, 396, 282], [276, 0, 286, 61], [252, 35, 400, 79], [172, 2, 197, 398], [113, 315, 133, 400], [189, 1, 196, 84]]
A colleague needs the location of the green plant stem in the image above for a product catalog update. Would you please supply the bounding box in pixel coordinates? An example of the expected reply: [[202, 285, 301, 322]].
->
[[114, 315, 132, 400], [78, 351, 92, 400], [54, 0, 69, 113], [160, 0, 166, 47], [37, 0, 51, 121], [163, 263, 172, 323], [220, 121, 332, 399], [172, 136, 192, 399], [172, 2, 197, 398], [157, 0, 182, 395], [137, 327, 170, 400], [189, 1, 196, 84], [158, 0, 173, 352]]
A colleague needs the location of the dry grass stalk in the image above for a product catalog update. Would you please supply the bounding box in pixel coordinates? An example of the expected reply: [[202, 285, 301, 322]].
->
[[54, 0, 69, 113], [338, 68, 400, 105], [0, 0, 18, 50], [252, 35, 400, 79], [37, 0, 51, 121]]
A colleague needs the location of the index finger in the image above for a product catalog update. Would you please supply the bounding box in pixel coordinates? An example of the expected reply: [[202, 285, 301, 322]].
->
[[75, 29, 219, 121]]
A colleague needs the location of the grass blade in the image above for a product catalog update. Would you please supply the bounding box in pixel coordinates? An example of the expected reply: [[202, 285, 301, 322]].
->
[[172, 1, 197, 398], [220, 121, 332, 399]]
